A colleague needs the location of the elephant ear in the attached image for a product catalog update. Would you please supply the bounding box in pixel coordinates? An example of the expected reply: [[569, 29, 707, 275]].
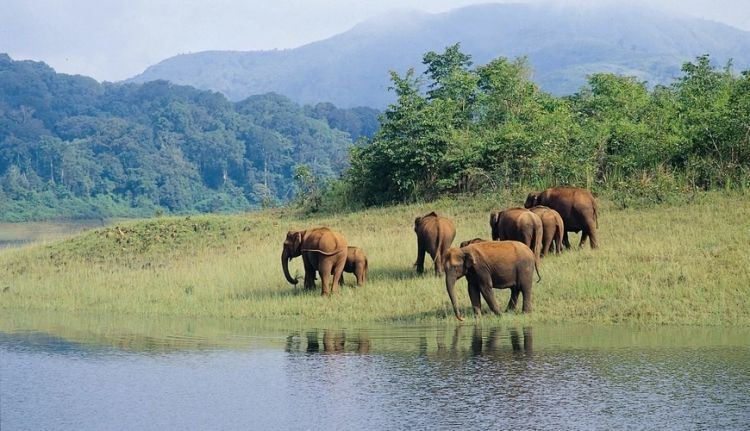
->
[[288, 231, 302, 252], [524, 193, 537, 208], [489, 210, 500, 225], [463, 249, 477, 273]]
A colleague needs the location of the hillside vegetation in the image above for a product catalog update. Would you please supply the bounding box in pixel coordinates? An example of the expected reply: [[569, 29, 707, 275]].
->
[[0, 55, 378, 221], [335, 47, 750, 208], [129, 3, 750, 107], [1, 192, 747, 325]]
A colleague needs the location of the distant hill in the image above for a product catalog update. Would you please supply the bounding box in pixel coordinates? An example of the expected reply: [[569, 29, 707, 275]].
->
[[0, 54, 378, 221], [128, 3, 750, 108]]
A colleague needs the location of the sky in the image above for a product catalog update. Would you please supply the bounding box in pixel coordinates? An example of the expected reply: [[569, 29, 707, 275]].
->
[[1, 0, 749, 82]]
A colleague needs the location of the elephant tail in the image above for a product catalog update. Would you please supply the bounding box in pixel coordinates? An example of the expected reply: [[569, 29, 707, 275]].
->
[[594, 201, 599, 229], [534, 260, 541, 283], [301, 248, 347, 256], [435, 223, 444, 257]]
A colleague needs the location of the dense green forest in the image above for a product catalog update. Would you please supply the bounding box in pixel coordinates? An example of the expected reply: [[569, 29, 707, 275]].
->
[[339, 45, 750, 208], [3, 45, 749, 221], [0, 54, 378, 221]]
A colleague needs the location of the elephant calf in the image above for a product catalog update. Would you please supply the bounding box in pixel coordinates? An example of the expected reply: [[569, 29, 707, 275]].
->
[[444, 241, 539, 321], [339, 246, 368, 286], [528, 206, 564, 255]]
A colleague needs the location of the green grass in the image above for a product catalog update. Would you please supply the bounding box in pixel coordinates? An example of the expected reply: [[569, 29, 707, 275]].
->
[[1, 191, 748, 325]]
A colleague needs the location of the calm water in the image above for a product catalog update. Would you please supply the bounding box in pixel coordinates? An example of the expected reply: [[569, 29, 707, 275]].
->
[[1, 313, 748, 430]]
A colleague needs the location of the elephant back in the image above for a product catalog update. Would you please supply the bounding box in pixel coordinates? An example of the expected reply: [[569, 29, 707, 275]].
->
[[303, 227, 348, 255]]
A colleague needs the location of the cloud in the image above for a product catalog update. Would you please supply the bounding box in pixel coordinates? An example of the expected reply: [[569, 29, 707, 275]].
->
[[0, 0, 747, 81]]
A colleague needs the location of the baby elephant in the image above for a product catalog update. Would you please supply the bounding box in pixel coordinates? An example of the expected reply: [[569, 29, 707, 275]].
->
[[339, 246, 368, 286]]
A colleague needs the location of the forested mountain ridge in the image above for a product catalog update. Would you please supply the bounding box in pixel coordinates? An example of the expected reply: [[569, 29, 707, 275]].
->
[[128, 3, 750, 107], [0, 54, 378, 221]]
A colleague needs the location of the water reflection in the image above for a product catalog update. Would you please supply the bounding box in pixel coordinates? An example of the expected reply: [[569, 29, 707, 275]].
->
[[2, 312, 749, 431]]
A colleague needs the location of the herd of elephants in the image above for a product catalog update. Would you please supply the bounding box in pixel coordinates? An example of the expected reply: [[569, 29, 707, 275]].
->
[[281, 186, 599, 321]]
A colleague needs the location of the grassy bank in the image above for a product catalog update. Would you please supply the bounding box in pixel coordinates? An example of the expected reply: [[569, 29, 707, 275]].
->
[[1, 191, 748, 325]]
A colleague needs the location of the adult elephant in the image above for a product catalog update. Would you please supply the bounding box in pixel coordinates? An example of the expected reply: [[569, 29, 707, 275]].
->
[[281, 227, 348, 295], [414, 211, 456, 275], [443, 241, 539, 321], [528, 206, 564, 256], [489, 207, 543, 264], [525, 186, 599, 249]]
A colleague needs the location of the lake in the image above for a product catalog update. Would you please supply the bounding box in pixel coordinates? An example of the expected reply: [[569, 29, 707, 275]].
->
[[1, 311, 748, 430], [0, 220, 111, 249]]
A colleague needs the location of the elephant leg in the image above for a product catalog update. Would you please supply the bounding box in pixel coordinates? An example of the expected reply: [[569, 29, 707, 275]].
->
[[338, 273, 345, 286], [479, 284, 502, 316], [354, 264, 365, 286], [563, 231, 571, 249], [319, 258, 334, 296], [521, 285, 533, 313], [468, 282, 482, 317], [302, 255, 316, 290], [507, 287, 520, 311], [588, 227, 599, 249], [542, 235, 552, 257], [415, 241, 426, 274], [434, 250, 443, 276], [330, 256, 346, 294], [579, 231, 588, 248]]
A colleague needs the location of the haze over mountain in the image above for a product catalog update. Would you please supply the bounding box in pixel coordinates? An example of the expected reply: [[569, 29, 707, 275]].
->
[[128, 3, 750, 108]]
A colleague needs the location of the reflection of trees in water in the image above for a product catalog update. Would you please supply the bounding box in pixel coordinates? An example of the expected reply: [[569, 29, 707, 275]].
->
[[285, 329, 370, 354]]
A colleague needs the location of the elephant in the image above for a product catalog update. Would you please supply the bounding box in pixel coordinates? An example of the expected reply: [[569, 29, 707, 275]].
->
[[339, 246, 368, 286], [281, 227, 348, 295], [489, 207, 543, 264], [443, 241, 539, 321], [525, 186, 599, 249], [528, 206, 564, 255], [459, 237, 487, 248], [414, 211, 456, 275]]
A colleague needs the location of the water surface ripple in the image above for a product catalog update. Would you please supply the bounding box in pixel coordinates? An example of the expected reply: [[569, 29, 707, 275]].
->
[[1, 324, 748, 430]]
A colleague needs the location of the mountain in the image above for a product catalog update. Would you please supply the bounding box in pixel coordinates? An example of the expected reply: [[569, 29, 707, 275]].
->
[[0, 54, 377, 221], [127, 3, 750, 108]]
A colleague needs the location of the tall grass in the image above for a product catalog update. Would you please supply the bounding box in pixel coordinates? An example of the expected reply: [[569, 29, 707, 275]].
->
[[0, 191, 748, 325]]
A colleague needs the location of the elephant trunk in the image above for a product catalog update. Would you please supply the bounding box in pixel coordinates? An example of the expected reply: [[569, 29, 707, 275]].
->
[[445, 272, 463, 321], [282, 249, 298, 285]]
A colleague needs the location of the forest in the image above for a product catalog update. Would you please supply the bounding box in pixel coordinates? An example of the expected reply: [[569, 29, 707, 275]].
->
[[0, 54, 378, 221], [2, 45, 749, 220], [340, 45, 749, 209]]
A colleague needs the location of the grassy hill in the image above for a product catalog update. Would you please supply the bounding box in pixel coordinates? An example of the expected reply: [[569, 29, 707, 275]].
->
[[128, 3, 750, 107], [1, 191, 748, 326]]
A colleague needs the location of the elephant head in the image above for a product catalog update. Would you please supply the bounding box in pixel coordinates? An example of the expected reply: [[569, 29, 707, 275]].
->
[[414, 211, 438, 232], [443, 247, 477, 321], [282, 230, 304, 285], [524, 193, 540, 208], [489, 210, 502, 240]]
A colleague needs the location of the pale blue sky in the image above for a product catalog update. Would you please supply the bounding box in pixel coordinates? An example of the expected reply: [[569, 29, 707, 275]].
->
[[1, 0, 748, 82]]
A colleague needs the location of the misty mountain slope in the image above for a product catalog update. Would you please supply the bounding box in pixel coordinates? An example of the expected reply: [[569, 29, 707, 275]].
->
[[128, 3, 750, 108]]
